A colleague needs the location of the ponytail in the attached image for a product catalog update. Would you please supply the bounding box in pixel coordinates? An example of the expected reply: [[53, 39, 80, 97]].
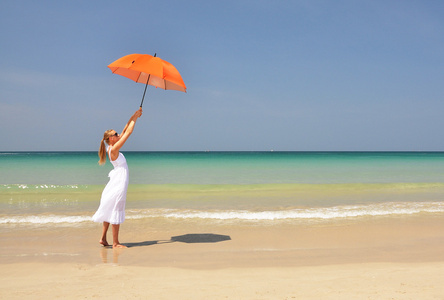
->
[[98, 139, 107, 165], [98, 129, 114, 165]]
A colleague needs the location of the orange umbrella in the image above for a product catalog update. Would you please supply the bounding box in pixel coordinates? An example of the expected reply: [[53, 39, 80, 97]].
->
[[108, 53, 186, 107]]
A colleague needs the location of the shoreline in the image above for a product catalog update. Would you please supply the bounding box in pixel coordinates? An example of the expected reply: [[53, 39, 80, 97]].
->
[[1, 215, 443, 267]]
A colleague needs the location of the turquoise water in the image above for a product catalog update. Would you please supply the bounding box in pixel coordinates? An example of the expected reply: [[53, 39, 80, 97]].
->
[[1, 151, 444, 227], [2, 151, 444, 184]]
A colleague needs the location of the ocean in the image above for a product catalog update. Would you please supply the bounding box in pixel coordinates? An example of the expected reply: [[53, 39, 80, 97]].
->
[[1, 151, 444, 230]]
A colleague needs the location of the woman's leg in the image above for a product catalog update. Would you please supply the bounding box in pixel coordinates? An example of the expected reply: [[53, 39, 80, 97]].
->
[[112, 224, 127, 248], [100, 222, 110, 246]]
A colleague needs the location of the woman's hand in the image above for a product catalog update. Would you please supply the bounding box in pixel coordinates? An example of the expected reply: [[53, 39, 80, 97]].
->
[[134, 108, 143, 119]]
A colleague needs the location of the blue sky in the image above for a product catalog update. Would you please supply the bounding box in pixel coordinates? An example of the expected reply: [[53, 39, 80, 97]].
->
[[1, 0, 444, 151]]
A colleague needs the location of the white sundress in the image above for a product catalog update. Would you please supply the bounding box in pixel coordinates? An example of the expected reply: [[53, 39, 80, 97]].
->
[[92, 147, 129, 225]]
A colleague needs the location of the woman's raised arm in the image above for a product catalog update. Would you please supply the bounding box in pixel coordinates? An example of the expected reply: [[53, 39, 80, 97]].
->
[[110, 108, 142, 159]]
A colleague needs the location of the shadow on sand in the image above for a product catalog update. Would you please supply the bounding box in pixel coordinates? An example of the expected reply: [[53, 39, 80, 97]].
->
[[123, 233, 231, 248]]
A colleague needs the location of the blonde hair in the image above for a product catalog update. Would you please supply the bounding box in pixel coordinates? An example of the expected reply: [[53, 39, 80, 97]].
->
[[98, 130, 115, 165]]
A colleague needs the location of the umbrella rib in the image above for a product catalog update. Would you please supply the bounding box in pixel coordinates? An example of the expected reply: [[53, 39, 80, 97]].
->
[[136, 72, 142, 83]]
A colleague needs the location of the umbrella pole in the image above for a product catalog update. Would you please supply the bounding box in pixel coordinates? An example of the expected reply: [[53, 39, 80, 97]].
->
[[140, 54, 156, 108], [140, 74, 151, 108]]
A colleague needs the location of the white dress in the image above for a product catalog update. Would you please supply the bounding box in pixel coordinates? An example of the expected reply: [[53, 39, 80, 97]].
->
[[92, 148, 129, 225]]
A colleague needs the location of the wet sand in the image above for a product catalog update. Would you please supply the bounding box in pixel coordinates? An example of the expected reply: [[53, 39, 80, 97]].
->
[[1, 215, 443, 299]]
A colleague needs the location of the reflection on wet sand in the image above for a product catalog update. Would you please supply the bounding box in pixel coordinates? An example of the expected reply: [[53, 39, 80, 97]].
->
[[100, 247, 124, 264]]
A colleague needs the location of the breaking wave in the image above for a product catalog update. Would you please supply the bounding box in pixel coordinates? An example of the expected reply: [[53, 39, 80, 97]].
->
[[1, 202, 443, 226]]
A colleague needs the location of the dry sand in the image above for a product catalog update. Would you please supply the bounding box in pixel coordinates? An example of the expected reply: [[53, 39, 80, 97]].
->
[[1, 215, 443, 299]]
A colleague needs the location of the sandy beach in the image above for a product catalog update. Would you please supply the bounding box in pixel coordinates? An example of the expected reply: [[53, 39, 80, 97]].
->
[[1, 215, 443, 299]]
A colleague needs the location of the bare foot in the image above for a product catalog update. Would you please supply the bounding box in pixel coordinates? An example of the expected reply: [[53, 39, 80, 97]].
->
[[100, 240, 110, 247], [113, 243, 127, 249]]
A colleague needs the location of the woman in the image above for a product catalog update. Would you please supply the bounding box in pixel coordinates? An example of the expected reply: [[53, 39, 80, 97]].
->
[[92, 108, 142, 248]]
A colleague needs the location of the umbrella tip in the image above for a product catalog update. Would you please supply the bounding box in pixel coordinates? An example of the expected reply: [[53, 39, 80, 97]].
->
[[154, 53, 157, 57]]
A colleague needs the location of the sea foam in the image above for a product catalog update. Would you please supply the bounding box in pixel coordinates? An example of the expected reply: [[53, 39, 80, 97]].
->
[[1, 202, 442, 226], [142, 202, 444, 221]]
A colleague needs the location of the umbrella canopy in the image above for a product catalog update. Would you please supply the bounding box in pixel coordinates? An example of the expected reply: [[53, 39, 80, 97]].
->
[[108, 53, 186, 107]]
